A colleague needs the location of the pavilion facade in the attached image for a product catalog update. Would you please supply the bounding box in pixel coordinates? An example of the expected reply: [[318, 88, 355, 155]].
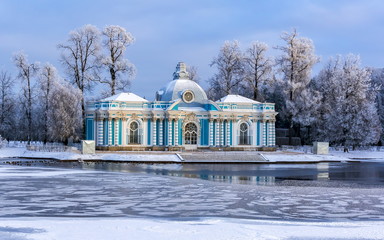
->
[[85, 62, 277, 151]]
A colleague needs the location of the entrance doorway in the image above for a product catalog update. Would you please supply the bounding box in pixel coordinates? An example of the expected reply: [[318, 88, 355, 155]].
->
[[184, 122, 197, 145]]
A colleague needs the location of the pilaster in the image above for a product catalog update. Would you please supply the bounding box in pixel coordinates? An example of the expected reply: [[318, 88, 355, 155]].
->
[[159, 118, 164, 146], [97, 118, 103, 146], [168, 119, 172, 146], [108, 118, 112, 145], [226, 121, 230, 146], [209, 120, 214, 146], [175, 119, 179, 146], [215, 121, 219, 146], [115, 118, 119, 145], [152, 118, 157, 145], [262, 120, 267, 146]]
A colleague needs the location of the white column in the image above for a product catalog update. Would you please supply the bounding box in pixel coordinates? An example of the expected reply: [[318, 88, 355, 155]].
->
[[252, 120, 257, 146], [226, 121, 230, 146], [215, 121, 219, 147], [262, 121, 266, 146], [220, 121, 224, 146], [97, 119, 103, 146], [115, 119, 119, 145], [142, 119, 146, 146], [175, 119, 179, 146], [152, 119, 157, 145], [209, 120, 214, 146], [168, 120, 172, 146], [108, 119, 112, 145], [122, 118, 126, 145], [269, 121, 275, 146], [159, 119, 163, 146]]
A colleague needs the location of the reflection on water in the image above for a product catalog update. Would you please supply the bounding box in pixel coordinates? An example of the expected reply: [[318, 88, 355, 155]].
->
[[2, 159, 384, 185]]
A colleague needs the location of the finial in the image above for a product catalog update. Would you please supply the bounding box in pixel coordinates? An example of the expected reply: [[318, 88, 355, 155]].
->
[[173, 62, 190, 80]]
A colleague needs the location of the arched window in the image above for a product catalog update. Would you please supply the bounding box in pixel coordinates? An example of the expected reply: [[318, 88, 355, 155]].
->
[[239, 122, 250, 145], [128, 121, 140, 144], [184, 122, 197, 145]]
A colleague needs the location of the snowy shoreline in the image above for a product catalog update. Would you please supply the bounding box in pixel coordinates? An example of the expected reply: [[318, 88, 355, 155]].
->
[[1, 217, 384, 240], [1, 146, 384, 163]]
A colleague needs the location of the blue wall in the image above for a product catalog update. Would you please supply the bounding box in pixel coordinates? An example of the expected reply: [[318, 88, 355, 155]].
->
[[103, 119, 108, 145], [257, 121, 260, 145], [118, 119, 122, 145], [230, 121, 233, 145], [147, 120, 151, 145], [200, 119, 209, 146], [178, 119, 183, 145], [164, 119, 167, 145], [156, 119, 159, 145], [172, 120, 175, 145], [86, 119, 94, 140], [111, 119, 115, 145]]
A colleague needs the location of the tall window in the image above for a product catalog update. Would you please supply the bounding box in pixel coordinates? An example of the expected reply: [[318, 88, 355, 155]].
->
[[129, 121, 140, 144], [184, 122, 197, 145], [239, 122, 249, 145]]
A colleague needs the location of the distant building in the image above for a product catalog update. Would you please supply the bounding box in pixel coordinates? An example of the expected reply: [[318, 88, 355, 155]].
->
[[85, 62, 277, 150]]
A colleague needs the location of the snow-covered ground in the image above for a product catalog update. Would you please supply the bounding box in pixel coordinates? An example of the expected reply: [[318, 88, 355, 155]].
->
[[0, 146, 182, 162], [264, 149, 384, 162], [1, 217, 384, 240], [1, 146, 383, 163]]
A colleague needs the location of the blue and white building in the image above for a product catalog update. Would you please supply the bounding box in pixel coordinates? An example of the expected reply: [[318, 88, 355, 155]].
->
[[85, 62, 277, 150]]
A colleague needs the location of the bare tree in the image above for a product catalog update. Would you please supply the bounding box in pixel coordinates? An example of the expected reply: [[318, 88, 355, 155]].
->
[[314, 55, 381, 147], [0, 71, 15, 140], [58, 24, 100, 134], [207, 41, 243, 100], [99, 25, 135, 96], [243, 41, 272, 101], [39, 63, 58, 143], [49, 80, 82, 144], [13, 52, 39, 143], [275, 29, 319, 144], [187, 65, 200, 83], [371, 68, 384, 143]]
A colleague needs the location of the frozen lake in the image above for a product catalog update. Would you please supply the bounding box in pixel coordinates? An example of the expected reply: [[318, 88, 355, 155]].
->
[[1, 159, 384, 221], [3, 159, 384, 185]]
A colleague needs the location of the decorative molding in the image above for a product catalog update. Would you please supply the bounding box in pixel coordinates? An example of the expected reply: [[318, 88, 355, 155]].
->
[[240, 115, 249, 122], [131, 113, 139, 120], [183, 112, 198, 123]]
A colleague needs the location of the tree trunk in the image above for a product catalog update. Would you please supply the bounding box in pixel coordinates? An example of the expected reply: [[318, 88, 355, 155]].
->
[[27, 77, 32, 144], [110, 67, 116, 95]]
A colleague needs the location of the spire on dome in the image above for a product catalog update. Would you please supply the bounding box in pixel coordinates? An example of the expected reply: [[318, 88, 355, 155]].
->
[[173, 62, 190, 80]]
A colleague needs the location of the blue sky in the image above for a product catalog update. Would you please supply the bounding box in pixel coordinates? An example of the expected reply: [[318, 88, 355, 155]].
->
[[1, 0, 384, 100]]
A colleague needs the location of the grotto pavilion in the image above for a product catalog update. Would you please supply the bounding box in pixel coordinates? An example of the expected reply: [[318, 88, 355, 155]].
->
[[85, 62, 277, 151]]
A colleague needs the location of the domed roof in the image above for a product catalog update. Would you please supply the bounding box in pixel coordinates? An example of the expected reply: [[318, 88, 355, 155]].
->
[[102, 92, 147, 102], [217, 94, 260, 103], [156, 62, 208, 103]]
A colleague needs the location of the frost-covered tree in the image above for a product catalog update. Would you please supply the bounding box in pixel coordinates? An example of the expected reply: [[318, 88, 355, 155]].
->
[[275, 29, 319, 143], [13, 52, 39, 143], [38, 63, 58, 143], [314, 55, 381, 147], [187, 65, 200, 83], [58, 24, 100, 133], [370, 68, 384, 144], [0, 71, 16, 140], [243, 41, 272, 101], [99, 25, 135, 96], [49, 80, 82, 144], [207, 40, 243, 100]]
